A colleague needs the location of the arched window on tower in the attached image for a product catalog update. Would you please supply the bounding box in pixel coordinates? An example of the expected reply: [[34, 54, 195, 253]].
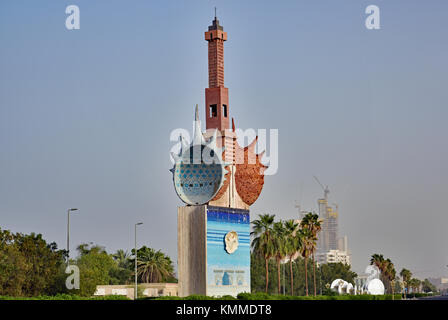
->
[[222, 104, 227, 117]]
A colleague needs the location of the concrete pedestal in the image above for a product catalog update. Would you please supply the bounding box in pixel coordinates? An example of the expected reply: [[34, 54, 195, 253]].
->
[[178, 205, 250, 297]]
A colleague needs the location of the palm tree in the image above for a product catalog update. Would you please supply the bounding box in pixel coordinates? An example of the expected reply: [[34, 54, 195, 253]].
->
[[251, 214, 275, 293], [301, 212, 321, 296], [283, 219, 300, 295], [409, 278, 421, 295], [112, 249, 131, 269], [134, 246, 174, 283], [272, 221, 288, 294], [384, 259, 396, 295], [299, 227, 313, 296], [370, 253, 388, 285], [370, 254, 385, 271], [400, 268, 412, 295]]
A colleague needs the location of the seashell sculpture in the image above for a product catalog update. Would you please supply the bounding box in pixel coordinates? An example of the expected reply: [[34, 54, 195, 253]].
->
[[171, 108, 267, 208], [224, 231, 239, 254], [234, 134, 268, 206], [171, 105, 228, 205]]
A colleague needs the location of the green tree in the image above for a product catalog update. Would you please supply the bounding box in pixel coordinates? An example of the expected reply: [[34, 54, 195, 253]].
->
[[74, 243, 117, 296], [370, 254, 398, 294], [384, 259, 396, 295], [370, 254, 386, 274], [319, 263, 357, 291], [409, 278, 421, 294], [370, 254, 387, 286], [299, 227, 313, 296], [113, 249, 131, 269], [272, 221, 287, 294], [400, 268, 412, 293], [132, 246, 175, 283], [300, 212, 321, 296], [251, 214, 275, 293], [283, 219, 300, 295], [250, 216, 357, 296], [421, 279, 437, 293], [250, 255, 357, 295], [387, 260, 395, 293], [110, 249, 133, 284], [0, 229, 28, 296], [0, 228, 66, 297]]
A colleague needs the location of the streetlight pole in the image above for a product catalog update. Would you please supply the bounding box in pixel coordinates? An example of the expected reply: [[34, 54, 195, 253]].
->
[[66, 208, 78, 263], [134, 222, 143, 300]]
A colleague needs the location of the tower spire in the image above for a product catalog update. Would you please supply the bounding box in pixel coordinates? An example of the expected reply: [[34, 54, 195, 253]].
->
[[204, 14, 228, 131]]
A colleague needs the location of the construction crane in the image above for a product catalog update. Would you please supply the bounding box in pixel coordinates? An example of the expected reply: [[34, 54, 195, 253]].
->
[[313, 175, 330, 201]]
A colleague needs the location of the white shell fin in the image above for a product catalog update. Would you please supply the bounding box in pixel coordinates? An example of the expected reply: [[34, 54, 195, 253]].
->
[[171, 152, 180, 162], [207, 129, 218, 149], [179, 134, 189, 153], [192, 104, 205, 146]]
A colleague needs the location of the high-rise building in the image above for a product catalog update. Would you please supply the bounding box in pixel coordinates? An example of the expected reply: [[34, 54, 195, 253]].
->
[[316, 197, 339, 254], [327, 205, 338, 250], [338, 235, 348, 252], [316, 250, 351, 265], [315, 195, 350, 265]]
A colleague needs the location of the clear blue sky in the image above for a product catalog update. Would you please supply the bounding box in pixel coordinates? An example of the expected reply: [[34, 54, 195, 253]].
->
[[1, 0, 447, 278]]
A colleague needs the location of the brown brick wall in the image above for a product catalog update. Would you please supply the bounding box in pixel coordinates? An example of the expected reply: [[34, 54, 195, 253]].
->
[[208, 39, 225, 88], [205, 87, 229, 130]]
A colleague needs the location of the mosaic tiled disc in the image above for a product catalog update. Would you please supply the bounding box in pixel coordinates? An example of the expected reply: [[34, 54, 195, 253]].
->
[[173, 145, 225, 205]]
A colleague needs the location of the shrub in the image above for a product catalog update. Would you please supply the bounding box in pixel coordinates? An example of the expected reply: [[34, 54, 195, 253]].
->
[[0, 294, 130, 300]]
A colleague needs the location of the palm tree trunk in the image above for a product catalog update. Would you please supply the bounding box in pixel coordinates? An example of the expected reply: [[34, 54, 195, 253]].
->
[[289, 259, 294, 296], [304, 257, 309, 296], [392, 281, 394, 300], [277, 259, 281, 294], [312, 253, 317, 296], [265, 258, 269, 293]]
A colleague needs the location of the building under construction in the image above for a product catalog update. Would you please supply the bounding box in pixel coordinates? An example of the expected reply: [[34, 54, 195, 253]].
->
[[317, 198, 339, 253], [313, 177, 350, 265]]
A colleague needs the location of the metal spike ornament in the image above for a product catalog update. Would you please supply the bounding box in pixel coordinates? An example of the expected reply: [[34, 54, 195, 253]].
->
[[171, 105, 228, 205]]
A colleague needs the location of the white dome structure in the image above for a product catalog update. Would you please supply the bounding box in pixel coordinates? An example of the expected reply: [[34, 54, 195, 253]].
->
[[367, 278, 385, 295]]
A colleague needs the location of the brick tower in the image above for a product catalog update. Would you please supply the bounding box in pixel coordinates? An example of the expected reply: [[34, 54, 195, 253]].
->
[[175, 14, 267, 297], [204, 15, 229, 131], [204, 15, 236, 167]]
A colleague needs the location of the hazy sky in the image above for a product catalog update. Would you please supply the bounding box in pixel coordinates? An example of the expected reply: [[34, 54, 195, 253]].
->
[[1, 0, 447, 278]]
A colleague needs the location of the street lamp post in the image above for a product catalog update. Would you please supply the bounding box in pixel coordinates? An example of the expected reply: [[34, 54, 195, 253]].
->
[[134, 222, 143, 300], [66, 208, 78, 262]]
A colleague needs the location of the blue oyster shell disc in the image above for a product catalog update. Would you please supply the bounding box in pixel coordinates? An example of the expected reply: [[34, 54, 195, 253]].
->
[[173, 145, 225, 205]]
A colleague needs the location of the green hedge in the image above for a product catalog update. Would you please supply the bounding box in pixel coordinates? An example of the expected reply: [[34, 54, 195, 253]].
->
[[236, 292, 401, 300], [0, 294, 130, 300], [0, 293, 404, 301], [151, 294, 236, 300], [152, 293, 402, 300]]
